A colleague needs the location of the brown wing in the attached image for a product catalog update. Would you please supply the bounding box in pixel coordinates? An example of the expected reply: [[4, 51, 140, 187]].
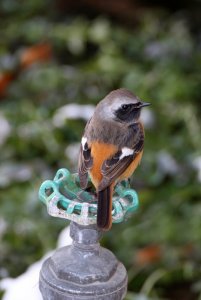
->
[[98, 123, 144, 191]]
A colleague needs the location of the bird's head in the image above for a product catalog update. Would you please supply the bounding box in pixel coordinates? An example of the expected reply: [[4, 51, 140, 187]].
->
[[96, 88, 150, 124]]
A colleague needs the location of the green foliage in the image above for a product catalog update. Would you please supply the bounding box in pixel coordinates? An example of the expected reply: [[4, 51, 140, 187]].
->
[[0, 1, 200, 299]]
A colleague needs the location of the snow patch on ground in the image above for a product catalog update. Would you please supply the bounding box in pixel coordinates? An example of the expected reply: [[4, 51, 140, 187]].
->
[[0, 226, 72, 300]]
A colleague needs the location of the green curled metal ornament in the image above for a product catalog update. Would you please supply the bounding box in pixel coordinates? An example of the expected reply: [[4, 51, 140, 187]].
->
[[39, 168, 139, 226]]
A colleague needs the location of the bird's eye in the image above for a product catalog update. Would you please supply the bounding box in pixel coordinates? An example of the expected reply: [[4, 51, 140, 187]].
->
[[121, 104, 130, 111]]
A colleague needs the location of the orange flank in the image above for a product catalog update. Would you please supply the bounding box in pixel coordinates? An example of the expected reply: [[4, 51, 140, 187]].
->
[[90, 142, 117, 188], [119, 150, 143, 182], [90, 141, 143, 189]]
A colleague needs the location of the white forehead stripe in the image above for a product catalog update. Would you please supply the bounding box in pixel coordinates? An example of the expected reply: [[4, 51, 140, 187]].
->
[[119, 147, 134, 160], [81, 137, 87, 149]]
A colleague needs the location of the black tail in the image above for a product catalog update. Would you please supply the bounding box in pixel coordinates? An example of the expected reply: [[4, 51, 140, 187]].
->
[[97, 185, 113, 231]]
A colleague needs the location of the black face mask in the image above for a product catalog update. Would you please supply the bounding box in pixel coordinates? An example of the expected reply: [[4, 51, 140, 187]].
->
[[114, 104, 141, 123]]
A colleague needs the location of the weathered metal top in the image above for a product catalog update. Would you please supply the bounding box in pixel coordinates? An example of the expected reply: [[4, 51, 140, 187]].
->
[[38, 168, 139, 226]]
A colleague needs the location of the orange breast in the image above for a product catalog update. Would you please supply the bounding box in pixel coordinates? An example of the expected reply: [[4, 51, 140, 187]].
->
[[89, 142, 118, 189]]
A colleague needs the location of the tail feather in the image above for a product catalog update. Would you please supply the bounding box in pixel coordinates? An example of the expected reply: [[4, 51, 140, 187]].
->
[[97, 185, 113, 231]]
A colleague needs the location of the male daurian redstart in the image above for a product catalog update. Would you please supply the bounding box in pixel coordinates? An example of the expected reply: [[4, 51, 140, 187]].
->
[[78, 88, 150, 231]]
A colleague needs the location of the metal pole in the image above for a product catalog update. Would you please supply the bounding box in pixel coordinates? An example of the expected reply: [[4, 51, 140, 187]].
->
[[39, 168, 139, 299], [39, 221, 127, 300]]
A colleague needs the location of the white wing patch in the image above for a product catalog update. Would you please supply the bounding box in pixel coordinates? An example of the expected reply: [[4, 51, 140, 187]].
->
[[119, 147, 134, 160], [81, 137, 87, 150]]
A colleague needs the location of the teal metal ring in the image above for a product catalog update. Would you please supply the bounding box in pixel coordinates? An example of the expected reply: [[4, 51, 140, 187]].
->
[[39, 168, 139, 226]]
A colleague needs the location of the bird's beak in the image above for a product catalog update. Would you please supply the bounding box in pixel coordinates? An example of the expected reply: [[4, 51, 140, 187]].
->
[[140, 102, 151, 108]]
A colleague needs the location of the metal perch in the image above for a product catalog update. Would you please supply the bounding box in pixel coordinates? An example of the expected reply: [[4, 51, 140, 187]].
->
[[38, 168, 139, 299]]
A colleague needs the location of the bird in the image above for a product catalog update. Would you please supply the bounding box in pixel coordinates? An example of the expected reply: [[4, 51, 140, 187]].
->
[[78, 88, 150, 231]]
